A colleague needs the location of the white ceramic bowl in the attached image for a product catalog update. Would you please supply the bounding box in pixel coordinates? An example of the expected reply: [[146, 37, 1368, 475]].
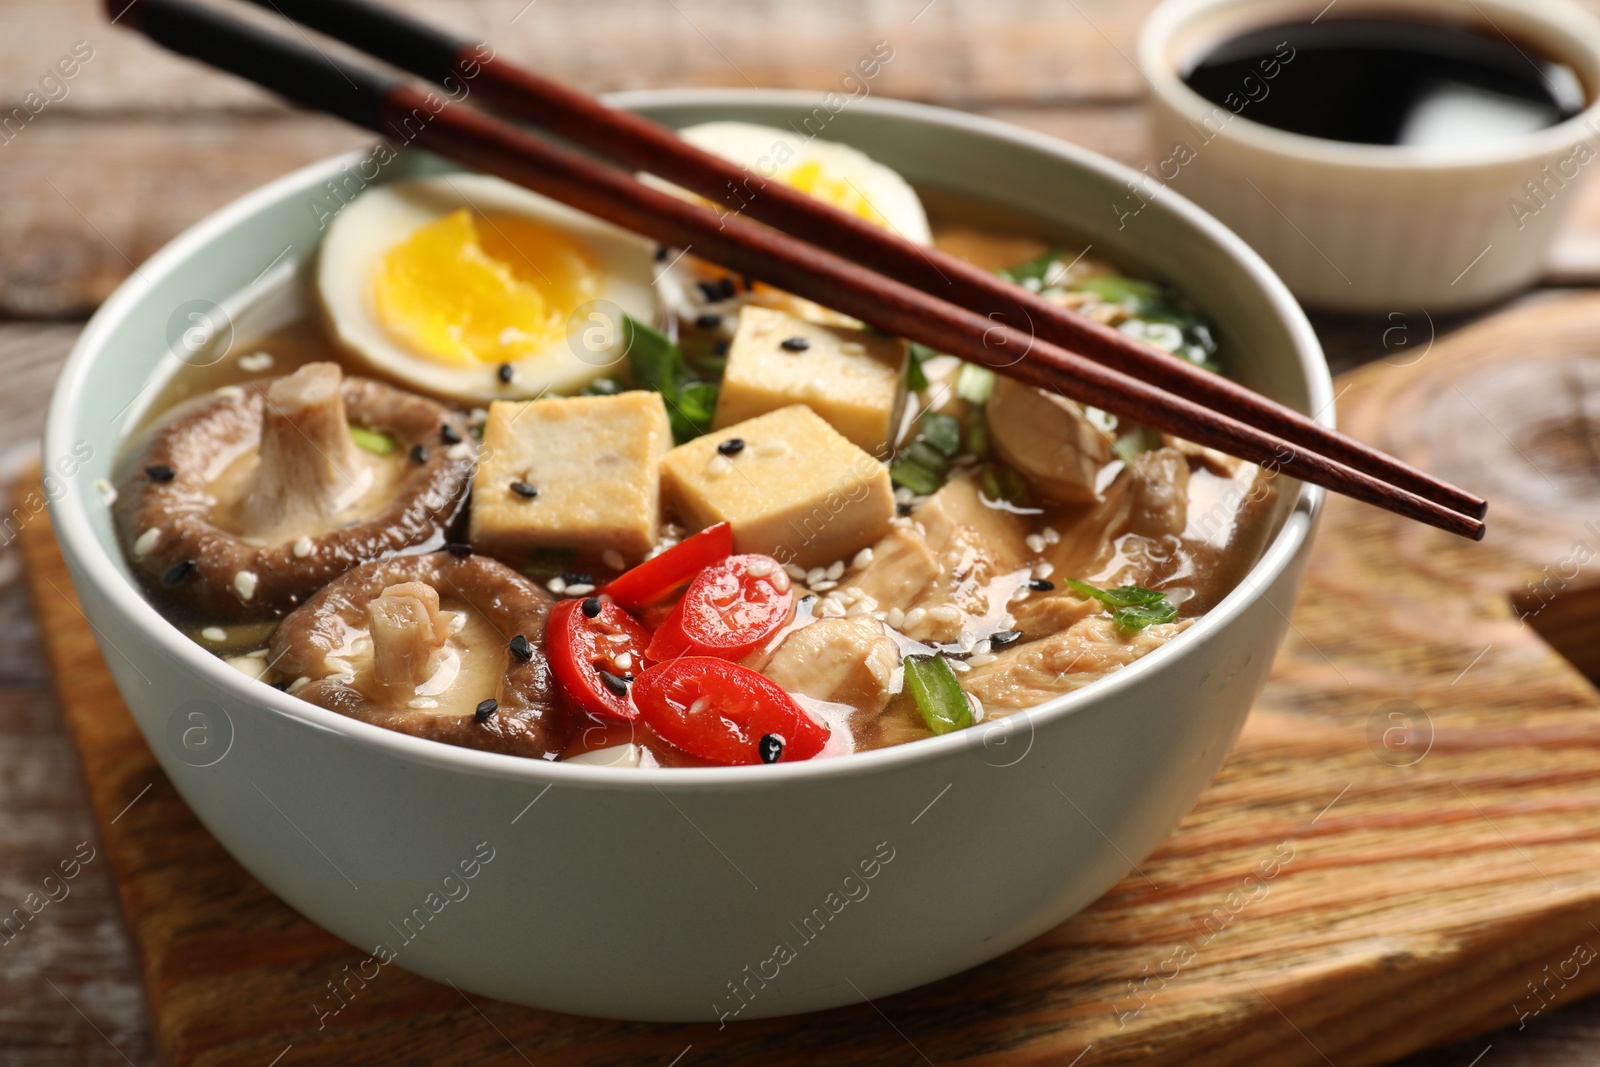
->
[[45, 90, 1327, 1021], [1140, 0, 1600, 313]]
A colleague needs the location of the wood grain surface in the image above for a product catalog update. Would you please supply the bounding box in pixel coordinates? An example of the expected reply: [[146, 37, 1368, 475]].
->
[[15, 295, 1600, 1066], [7, 0, 1600, 1062]]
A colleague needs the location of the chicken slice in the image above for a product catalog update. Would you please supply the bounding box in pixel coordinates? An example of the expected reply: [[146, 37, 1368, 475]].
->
[[760, 617, 900, 716]]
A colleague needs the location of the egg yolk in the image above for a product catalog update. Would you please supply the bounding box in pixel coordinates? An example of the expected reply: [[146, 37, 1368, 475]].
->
[[372, 209, 599, 366], [781, 159, 891, 230]]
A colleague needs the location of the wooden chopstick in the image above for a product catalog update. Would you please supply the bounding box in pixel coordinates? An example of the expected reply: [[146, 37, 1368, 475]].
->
[[112, 0, 1486, 541], [231, 0, 1488, 524]]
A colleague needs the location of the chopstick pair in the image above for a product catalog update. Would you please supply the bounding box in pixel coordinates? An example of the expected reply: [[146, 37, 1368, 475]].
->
[[111, 0, 1488, 539]]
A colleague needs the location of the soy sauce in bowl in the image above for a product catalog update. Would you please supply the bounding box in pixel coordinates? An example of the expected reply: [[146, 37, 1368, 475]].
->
[[1182, 17, 1586, 148]]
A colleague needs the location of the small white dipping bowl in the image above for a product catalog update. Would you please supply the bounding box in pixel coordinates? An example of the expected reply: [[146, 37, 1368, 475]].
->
[[45, 90, 1327, 1021], [1140, 0, 1600, 313]]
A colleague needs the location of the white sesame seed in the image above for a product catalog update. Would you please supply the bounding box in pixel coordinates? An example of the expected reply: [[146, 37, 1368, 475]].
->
[[745, 558, 775, 578], [887, 607, 906, 629], [820, 597, 847, 617], [446, 441, 472, 461], [769, 568, 791, 594], [94, 479, 118, 506], [785, 563, 808, 580], [565, 583, 595, 596], [602, 549, 626, 571], [825, 560, 845, 581], [224, 655, 268, 681], [969, 693, 986, 722], [754, 439, 790, 457], [448, 612, 466, 634], [1034, 561, 1056, 579], [894, 486, 915, 505], [967, 653, 997, 667], [233, 570, 258, 601], [1042, 526, 1060, 545], [839, 342, 866, 355], [547, 577, 568, 594], [903, 607, 926, 629], [614, 651, 634, 671], [958, 630, 976, 653], [930, 605, 962, 624], [407, 697, 439, 710], [201, 626, 227, 643], [806, 566, 827, 585], [469, 407, 488, 428], [133, 527, 161, 557], [811, 579, 837, 592], [1025, 533, 1047, 554], [1000, 613, 1016, 629], [950, 659, 971, 672], [286, 675, 310, 694], [872, 610, 888, 621], [854, 593, 877, 612], [846, 601, 867, 616], [688, 697, 709, 716], [292, 535, 314, 559], [852, 547, 874, 570], [707, 454, 732, 477], [215, 385, 245, 400], [238, 351, 274, 372]]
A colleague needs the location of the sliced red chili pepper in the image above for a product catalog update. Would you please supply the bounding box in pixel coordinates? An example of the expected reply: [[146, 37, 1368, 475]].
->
[[601, 522, 733, 609], [643, 553, 793, 663], [631, 656, 828, 765], [545, 597, 651, 721]]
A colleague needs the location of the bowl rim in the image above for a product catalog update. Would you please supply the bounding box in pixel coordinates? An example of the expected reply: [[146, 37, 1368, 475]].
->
[[1138, 0, 1600, 171], [46, 87, 1329, 793]]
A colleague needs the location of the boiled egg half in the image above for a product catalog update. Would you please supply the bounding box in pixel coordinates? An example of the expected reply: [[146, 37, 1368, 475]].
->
[[319, 175, 657, 402], [677, 121, 931, 245]]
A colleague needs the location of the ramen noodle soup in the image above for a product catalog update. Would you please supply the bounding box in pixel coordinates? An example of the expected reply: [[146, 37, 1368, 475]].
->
[[112, 123, 1280, 768]]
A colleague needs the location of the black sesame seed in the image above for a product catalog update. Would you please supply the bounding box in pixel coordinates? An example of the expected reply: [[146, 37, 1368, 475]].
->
[[758, 733, 784, 764], [445, 543, 473, 558], [717, 437, 745, 457], [509, 480, 539, 499], [694, 312, 722, 330], [145, 464, 176, 483], [989, 629, 1023, 649], [496, 362, 514, 384], [596, 669, 629, 697], [509, 634, 534, 662], [409, 443, 429, 464], [271, 680, 290, 691], [696, 280, 723, 303], [896, 502, 914, 517], [716, 277, 736, 300], [741, 275, 756, 292], [581, 597, 603, 619], [162, 559, 196, 586], [440, 423, 463, 445], [560, 571, 594, 586], [779, 336, 810, 352], [711, 339, 729, 357], [474, 698, 498, 721], [1027, 578, 1055, 592], [655, 245, 671, 262]]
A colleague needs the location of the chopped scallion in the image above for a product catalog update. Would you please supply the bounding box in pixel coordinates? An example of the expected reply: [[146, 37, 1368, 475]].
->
[[903, 654, 973, 735], [348, 427, 396, 455], [954, 363, 996, 405]]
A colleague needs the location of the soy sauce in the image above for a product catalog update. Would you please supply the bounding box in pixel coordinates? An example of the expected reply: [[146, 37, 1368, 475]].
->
[[1182, 18, 1586, 148]]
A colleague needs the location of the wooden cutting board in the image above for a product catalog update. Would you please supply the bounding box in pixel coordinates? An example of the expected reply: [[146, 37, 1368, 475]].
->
[[22, 294, 1600, 1067]]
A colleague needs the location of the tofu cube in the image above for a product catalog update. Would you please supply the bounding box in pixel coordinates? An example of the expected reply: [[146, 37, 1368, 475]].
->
[[713, 305, 907, 454], [469, 392, 671, 562], [661, 405, 894, 568]]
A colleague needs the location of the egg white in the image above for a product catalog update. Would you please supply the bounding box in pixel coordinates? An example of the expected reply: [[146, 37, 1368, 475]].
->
[[318, 175, 657, 403]]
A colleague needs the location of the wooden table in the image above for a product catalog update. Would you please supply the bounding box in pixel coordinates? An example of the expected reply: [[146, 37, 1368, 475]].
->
[[4, 1, 1600, 1063]]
